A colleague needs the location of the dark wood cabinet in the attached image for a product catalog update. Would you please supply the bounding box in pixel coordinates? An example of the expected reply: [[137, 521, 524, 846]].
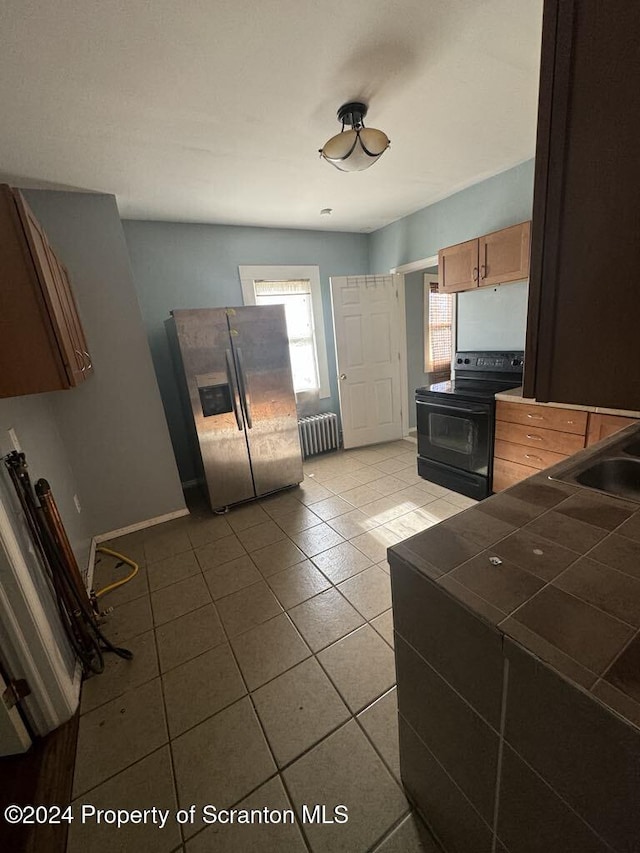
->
[[524, 0, 640, 409], [0, 185, 93, 398], [438, 222, 530, 293]]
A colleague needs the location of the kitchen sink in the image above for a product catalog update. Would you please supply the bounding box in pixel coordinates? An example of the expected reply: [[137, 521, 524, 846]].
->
[[621, 438, 640, 458], [551, 423, 640, 502], [573, 458, 640, 501]]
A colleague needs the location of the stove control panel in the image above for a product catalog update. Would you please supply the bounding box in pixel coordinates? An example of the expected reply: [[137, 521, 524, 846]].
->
[[454, 351, 525, 373]]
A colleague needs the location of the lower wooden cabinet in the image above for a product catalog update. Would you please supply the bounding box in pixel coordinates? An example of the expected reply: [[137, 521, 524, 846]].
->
[[495, 420, 584, 456], [493, 456, 539, 492], [586, 414, 638, 446], [0, 185, 93, 398], [493, 401, 639, 492], [494, 439, 566, 472]]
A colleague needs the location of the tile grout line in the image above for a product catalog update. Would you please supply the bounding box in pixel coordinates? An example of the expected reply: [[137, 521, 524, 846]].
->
[[401, 554, 637, 716], [396, 628, 502, 736], [490, 655, 509, 853], [175, 570, 314, 851], [400, 712, 495, 838], [415, 494, 640, 654], [215, 600, 320, 853], [499, 727, 620, 853], [152, 613, 184, 848], [76, 446, 463, 848], [87, 553, 393, 721]]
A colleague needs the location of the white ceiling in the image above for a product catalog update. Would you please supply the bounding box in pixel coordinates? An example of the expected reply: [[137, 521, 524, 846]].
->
[[0, 0, 543, 232]]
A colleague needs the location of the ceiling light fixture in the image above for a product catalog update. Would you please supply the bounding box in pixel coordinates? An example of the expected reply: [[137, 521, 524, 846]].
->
[[319, 102, 390, 172]]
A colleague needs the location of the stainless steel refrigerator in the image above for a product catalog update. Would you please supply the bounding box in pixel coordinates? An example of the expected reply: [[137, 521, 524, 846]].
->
[[168, 306, 303, 511]]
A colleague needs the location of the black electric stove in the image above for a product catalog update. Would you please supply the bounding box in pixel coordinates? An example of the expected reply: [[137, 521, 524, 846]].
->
[[415, 351, 524, 499]]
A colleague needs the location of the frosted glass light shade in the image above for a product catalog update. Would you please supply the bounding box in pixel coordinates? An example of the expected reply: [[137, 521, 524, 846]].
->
[[320, 127, 390, 172]]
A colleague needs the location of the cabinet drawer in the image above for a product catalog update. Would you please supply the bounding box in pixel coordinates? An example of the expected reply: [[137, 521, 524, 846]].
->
[[493, 457, 538, 492], [496, 400, 588, 435], [494, 440, 567, 471], [495, 420, 585, 455]]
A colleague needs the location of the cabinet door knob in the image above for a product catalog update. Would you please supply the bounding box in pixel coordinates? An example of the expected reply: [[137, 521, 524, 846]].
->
[[75, 350, 86, 372], [83, 351, 92, 370], [527, 413, 544, 420], [480, 264, 487, 279], [526, 434, 543, 441], [472, 267, 479, 282], [340, 373, 347, 380]]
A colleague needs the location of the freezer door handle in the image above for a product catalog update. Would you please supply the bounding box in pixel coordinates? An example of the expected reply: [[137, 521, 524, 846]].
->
[[225, 349, 244, 431], [235, 347, 253, 429]]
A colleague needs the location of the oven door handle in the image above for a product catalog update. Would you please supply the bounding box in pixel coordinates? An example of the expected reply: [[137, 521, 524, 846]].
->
[[416, 400, 488, 416]]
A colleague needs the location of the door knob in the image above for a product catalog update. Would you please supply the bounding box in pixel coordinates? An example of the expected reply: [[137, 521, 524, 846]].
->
[[340, 373, 347, 380]]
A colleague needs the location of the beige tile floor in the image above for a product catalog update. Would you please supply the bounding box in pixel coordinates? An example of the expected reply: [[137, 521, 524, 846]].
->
[[68, 439, 475, 853]]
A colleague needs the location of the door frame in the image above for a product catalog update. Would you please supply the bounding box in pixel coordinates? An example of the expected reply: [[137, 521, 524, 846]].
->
[[390, 254, 439, 437]]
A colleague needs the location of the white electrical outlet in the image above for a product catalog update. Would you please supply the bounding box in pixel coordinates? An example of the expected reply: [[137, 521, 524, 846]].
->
[[8, 428, 21, 453], [73, 494, 82, 513]]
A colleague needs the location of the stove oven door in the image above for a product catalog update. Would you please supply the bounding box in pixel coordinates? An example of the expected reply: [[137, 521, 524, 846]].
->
[[416, 396, 491, 476]]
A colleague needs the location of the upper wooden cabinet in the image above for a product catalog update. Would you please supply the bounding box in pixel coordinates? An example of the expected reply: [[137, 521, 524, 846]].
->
[[438, 221, 531, 293], [524, 0, 640, 409], [438, 239, 479, 293], [479, 222, 531, 288], [0, 185, 93, 398]]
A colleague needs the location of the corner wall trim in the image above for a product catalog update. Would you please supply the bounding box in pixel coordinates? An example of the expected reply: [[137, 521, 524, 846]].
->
[[94, 507, 190, 544], [86, 507, 190, 589]]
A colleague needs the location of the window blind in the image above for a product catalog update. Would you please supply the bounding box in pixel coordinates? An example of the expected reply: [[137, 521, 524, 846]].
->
[[254, 279, 311, 296], [424, 280, 453, 382]]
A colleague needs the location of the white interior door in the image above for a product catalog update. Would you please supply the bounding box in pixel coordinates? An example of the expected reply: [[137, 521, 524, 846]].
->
[[331, 274, 403, 449]]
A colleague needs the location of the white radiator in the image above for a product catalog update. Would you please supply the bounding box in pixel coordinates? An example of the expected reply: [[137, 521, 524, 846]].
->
[[298, 413, 339, 458]]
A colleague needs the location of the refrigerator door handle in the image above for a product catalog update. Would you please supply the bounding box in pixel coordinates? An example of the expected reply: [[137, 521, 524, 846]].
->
[[225, 349, 244, 431], [235, 347, 253, 429]]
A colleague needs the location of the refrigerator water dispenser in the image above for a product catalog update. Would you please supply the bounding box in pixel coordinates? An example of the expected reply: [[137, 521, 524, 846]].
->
[[198, 383, 233, 417]]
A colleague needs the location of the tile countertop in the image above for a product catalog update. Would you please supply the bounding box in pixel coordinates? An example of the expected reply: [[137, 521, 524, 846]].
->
[[494, 385, 640, 418], [388, 424, 640, 732]]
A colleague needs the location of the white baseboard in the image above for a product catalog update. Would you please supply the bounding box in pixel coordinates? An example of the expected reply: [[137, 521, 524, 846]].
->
[[85, 507, 190, 590], [93, 507, 190, 544]]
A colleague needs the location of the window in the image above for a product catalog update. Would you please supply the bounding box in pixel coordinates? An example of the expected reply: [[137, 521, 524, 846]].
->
[[253, 279, 318, 393], [238, 265, 330, 398], [424, 276, 454, 382]]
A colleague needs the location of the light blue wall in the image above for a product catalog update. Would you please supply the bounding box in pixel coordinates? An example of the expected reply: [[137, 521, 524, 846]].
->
[[0, 393, 92, 567], [122, 221, 369, 483], [457, 281, 529, 351], [369, 160, 535, 425], [22, 191, 185, 540], [369, 160, 535, 271]]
